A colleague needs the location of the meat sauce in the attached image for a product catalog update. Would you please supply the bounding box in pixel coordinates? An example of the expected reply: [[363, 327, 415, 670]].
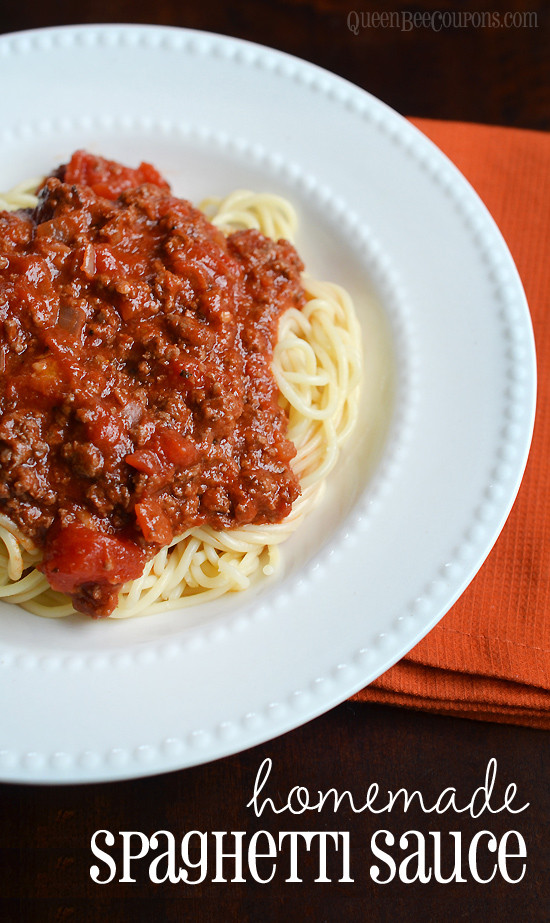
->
[[0, 152, 304, 616]]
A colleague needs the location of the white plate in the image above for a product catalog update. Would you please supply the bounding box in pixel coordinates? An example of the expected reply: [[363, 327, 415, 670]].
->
[[0, 25, 535, 783]]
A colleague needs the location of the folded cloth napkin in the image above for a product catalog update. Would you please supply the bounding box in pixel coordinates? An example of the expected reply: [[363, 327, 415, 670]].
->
[[353, 118, 549, 729]]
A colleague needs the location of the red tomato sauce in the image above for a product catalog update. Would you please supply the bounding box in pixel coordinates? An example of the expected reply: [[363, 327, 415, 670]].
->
[[0, 152, 304, 616]]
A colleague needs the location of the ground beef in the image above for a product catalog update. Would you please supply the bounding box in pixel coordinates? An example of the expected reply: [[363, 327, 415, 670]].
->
[[0, 151, 305, 616]]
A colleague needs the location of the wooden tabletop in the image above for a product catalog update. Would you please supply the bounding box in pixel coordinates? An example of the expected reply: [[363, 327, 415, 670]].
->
[[1, 3, 549, 921]]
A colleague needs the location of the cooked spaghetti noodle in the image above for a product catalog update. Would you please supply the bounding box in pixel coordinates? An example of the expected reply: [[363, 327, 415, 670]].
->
[[0, 181, 361, 618]]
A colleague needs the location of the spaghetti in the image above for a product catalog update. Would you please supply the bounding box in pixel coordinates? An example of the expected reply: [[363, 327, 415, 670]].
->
[[0, 173, 361, 618]]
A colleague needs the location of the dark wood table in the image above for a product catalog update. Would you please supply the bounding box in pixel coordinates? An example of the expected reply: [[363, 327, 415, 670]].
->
[[1, 3, 549, 921]]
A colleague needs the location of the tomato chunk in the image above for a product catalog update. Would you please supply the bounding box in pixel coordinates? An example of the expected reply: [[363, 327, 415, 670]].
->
[[135, 498, 173, 545], [157, 430, 199, 466], [125, 431, 198, 478], [125, 447, 168, 477], [62, 150, 170, 200], [40, 522, 146, 600]]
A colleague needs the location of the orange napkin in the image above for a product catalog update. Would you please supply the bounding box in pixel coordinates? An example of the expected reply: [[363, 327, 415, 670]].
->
[[353, 119, 550, 729]]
